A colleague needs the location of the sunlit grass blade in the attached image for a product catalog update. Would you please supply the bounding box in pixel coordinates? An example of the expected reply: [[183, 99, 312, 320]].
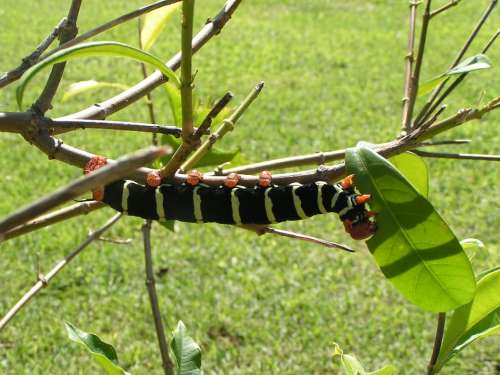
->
[[346, 146, 476, 312], [16, 41, 180, 109]]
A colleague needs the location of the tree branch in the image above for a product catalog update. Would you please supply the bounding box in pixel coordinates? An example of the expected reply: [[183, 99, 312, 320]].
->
[[1, 201, 105, 243], [0, 146, 165, 236], [430, 0, 461, 18], [427, 313, 446, 375], [180, 0, 195, 141], [413, 150, 500, 161], [0, 213, 122, 331], [32, 0, 82, 114], [142, 221, 175, 375]]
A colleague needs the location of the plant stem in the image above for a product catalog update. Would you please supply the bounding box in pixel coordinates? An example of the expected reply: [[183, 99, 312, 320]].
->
[[0, 213, 122, 331], [48, 119, 182, 136], [430, 0, 461, 18], [142, 221, 175, 375], [427, 313, 446, 375], [414, 150, 500, 161], [180, 82, 263, 172], [180, 0, 195, 141]]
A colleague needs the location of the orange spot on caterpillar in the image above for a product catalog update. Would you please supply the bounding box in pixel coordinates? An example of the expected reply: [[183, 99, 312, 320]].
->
[[84, 156, 107, 175], [355, 194, 371, 205], [340, 174, 355, 189], [146, 170, 162, 187], [258, 170, 272, 188], [224, 173, 241, 188], [186, 170, 203, 186]]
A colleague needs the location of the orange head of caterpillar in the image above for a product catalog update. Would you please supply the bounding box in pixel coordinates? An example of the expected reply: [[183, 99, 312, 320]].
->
[[339, 182, 377, 240]]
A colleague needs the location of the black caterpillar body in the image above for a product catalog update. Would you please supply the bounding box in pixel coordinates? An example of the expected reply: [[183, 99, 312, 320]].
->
[[102, 179, 367, 226]]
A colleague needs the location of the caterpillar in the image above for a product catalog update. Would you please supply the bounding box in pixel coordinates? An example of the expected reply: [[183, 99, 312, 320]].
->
[[85, 157, 377, 240]]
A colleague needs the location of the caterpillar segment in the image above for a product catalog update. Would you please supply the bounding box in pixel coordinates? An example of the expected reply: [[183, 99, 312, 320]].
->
[[83, 157, 377, 240]]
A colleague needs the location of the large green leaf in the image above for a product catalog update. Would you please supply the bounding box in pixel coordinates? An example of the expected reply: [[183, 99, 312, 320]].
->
[[389, 152, 429, 197], [333, 343, 395, 375], [17, 41, 180, 109], [418, 54, 492, 96], [62, 80, 130, 102], [171, 321, 202, 375], [65, 321, 128, 375], [140, 3, 182, 51], [345, 146, 476, 312], [435, 268, 500, 372]]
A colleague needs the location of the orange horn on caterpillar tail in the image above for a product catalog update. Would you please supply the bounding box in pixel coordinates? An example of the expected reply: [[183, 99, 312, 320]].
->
[[340, 174, 355, 189], [355, 194, 371, 205]]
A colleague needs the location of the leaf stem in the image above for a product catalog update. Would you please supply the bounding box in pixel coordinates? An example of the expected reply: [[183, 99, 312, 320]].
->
[[180, 0, 195, 141], [427, 313, 446, 375]]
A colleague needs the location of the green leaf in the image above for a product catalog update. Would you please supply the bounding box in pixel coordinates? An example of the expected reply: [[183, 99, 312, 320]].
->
[[389, 152, 429, 197], [446, 54, 492, 75], [418, 54, 491, 97], [460, 238, 484, 260], [171, 321, 202, 375], [65, 321, 128, 375], [418, 76, 449, 97], [62, 80, 130, 102], [140, 3, 182, 51], [333, 343, 395, 375], [345, 146, 476, 312], [17, 41, 180, 109], [435, 268, 500, 372]]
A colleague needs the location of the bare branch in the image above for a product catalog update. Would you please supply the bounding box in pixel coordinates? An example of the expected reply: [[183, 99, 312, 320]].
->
[[414, 150, 500, 161], [0, 18, 67, 88], [401, 0, 420, 133], [0, 213, 122, 331], [1, 201, 105, 243], [417, 139, 471, 146], [427, 313, 446, 375], [405, 0, 433, 130], [0, 146, 166, 236], [242, 225, 354, 253], [47, 119, 183, 136], [430, 0, 461, 18], [142, 221, 175, 375], [32, 0, 82, 114]]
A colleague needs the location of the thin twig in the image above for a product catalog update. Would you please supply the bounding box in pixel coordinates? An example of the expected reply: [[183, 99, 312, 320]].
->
[[180, 82, 264, 173], [0, 18, 67, 88], [32, 0, 82, 114], [0, 213, 122, 331], [405, 0, 433, 130], [427, 313, 446, 375], [401, 0, 421, 133], [430, 0, 461, 18], [142, 221, 175, 375], [417, 139, 471, 146], [0, 0, 182, 88], [1, 201, 105, 243], [413, 150, 500, 161], [0, 146, 166, 236], [46, 119, 182, 136], [242, 225, 354, 253], [415, 0, 498, 126]]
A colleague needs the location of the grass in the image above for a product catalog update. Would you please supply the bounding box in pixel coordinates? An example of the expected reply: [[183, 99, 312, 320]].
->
[[0, 0, 499, 373]]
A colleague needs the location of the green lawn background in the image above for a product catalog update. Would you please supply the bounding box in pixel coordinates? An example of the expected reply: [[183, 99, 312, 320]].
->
[[0, 0, 499, 373]]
